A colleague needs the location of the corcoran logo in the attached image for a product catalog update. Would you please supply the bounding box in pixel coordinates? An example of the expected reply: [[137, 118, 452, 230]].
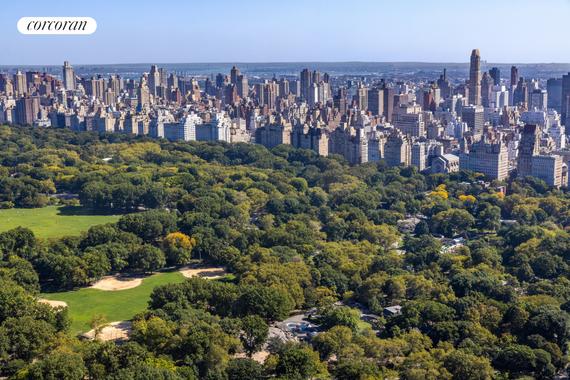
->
[[17, 17, 97, 35]]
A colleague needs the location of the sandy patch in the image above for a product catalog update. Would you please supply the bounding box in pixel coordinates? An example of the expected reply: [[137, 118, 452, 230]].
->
[[179, 267, 227, 279], [90, 275, 144, 291], [234, 350, 270, 364], [38, 299, 68, 308], [83, 321, 132, 342]]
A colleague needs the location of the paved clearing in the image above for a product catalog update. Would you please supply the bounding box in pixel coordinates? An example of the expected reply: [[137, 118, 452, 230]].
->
[[179, 266, 227, 279], [83, 321, 132, 341], [38, 299, 68, 308], [90, 275, 144, 291]]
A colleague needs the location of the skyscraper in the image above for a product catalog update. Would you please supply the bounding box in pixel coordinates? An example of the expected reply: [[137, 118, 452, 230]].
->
[[468, 49, 481, 106], [510, 66, 519, 88], [230, 66, 240, 85], [517, 124, 540, 178], [148, 65, 160, 96], [561, 73, 570, 126], [300, 69, 311, 101], [14, 71, 27, 96], [481, 72, 493, 108], [367, 88, 384, 116], [62, 61, 75, 91], [15, 96, 35, 125], [547, 78, 562, 113], [489, 67, 501, 86], [461, 105, 484, 137]]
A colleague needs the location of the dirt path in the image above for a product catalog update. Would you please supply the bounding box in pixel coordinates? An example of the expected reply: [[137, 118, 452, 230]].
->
[[90, 275, 145, 291], [83, 321, 132, 341], [179, 267, 227, 279]]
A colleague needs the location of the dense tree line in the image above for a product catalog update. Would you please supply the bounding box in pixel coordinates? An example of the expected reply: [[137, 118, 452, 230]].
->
[[0, 125, 569, 378]]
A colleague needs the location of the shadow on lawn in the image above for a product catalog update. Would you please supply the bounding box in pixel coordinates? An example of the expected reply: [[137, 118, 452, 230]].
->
[[57, 205, 124, 217]]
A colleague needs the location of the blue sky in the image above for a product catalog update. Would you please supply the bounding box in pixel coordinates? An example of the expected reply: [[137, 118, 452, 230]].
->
[[0, 0, 569, 64]]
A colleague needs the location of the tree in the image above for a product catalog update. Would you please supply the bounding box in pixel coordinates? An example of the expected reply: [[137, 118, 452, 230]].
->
[[493, 344, 537, 376], [26, 351, 86, 380], [82, 248, 111, 281], [240, 315, 269, 357], [0, 316, 55, 360], [117, 210, 177, 243], [89, 314, 108, 340], [226, 358, 264, 380], [320, 306, 361, 331], [128, 245, 166, 273], [236, 285, 294, 322], [275, 343, 328, 380], [312, 325, 353, 360], [431, 209, 475, 237], [162, 232, 196, 266], [444, 350, 494, 380]]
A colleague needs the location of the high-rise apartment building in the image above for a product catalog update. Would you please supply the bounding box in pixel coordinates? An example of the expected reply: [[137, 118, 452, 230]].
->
[[461, 105, 485, 137], [63, 61, 75, 91], [517, 124, 541, 178], [561, 73, 570, 125], [468, 49, 481, 105], [489, 67, 501, 86], [547, 78, 562, 113], [511, 66, 519, 88], [148, 65, 160, 96], [459, 136, 509, 180]]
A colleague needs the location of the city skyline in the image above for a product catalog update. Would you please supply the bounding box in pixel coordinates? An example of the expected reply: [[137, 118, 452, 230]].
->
[[1, 0, 570, 65]]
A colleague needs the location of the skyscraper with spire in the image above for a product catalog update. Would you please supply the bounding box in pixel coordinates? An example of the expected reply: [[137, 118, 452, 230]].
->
[[468, 49, 481, 106]]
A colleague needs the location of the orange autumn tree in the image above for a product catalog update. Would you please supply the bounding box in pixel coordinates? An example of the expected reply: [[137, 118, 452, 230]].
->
[[162, 232, 197, 266]]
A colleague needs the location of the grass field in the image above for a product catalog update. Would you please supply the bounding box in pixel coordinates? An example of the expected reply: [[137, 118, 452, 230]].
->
[[0, 205, 121, 238], [41, 271, 186, 334]]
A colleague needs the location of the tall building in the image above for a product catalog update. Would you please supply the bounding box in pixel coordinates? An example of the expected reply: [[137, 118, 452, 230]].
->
[[300, 69, 311, 101], [356, 84, 368, 111], [255, 121, 292, 148], [561, 73, 570, 126], [529, 89, 547, 110], [394, 103, 425, 137], [367, 88, 384, 116], [489, 67, 501, 86], [531, 155, 566, 188], [411, 142, 427, 170], [468, 49, 481, 106], [383, 85, 395, 122], [15, 96, 35, 125], [62, 61, 75, 91], [291, 124, 329, 156], [481, 72, 493, 108], [237, 75, 248, 99], [437, 69, 452, 99], [461, 105, 484, 137], [384, 131, 411, 167], [14, 71, 27, 96], [547, 78, 563, 113], [164, 113, 202, 141], [230, 66, 240, 85], [148, 65, 160, 96], [511, 66, 519, 88], [459, 136, 509, 180], [137, 78, 150, 110], [517, 124, 541, 178], [513, 77, 528, 107]]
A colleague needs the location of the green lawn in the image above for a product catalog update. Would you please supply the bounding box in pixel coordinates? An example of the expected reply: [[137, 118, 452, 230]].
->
[[0, 205, 121, 238], [42, 271, 186, 334]]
